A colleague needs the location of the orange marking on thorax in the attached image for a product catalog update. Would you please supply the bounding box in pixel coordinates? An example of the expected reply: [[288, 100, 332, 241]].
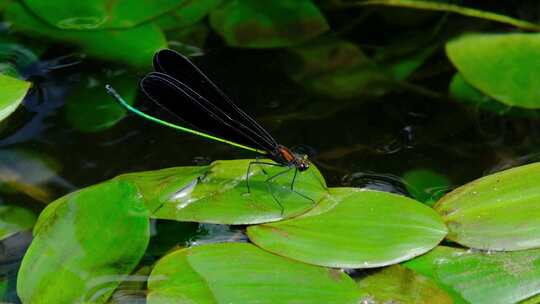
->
[[279, 147, 295, 163]]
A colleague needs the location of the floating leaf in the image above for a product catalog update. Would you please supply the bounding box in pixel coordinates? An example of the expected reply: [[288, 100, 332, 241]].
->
[[405, 246, 540, 304], [17, 180, 150, 304], [5, 3, 167, 67], [147, 243, 360, 304], [446, 33, 540, 109], [64, 75, 137, 133], [209, 0, 329, 48], [154, 0, 222, 31], [248, 188, 447, 268], [118, 159, 328, 225], [23, 0, 184, 30], [402, 168, 451, 206], [0, 205, 36, 240], [436, 162, 540, 251], [357, 264, 453, 304], [0, 73, 30, 122]]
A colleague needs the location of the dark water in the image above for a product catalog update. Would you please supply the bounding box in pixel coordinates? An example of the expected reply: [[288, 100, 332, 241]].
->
[[3, 15, 540, 301]]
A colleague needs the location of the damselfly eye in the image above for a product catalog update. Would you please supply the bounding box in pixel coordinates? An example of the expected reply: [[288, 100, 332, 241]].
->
[[298, 161, 310, 172]]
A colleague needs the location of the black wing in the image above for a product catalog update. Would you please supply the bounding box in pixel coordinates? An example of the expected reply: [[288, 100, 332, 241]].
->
[[151, 49, 280, 150], [140, 72, 277, 152]]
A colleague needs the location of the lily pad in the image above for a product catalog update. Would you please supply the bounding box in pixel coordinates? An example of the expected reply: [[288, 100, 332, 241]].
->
[[118, 159, 328, 225], [64, 75, 137, 133], [435, 162, 540, 251], [0, 73, 30, 122], [154, 0, 222, 31], [402, 168, 452, 206], [0, 205, 36, 240], [23, 0, 184, 30], [147, 243, 361, 304], [209, 0, 329, 48], [5, 3, 167, 67], [357, 264, 453, 304], [17, 180, 150, 304], [247, 188, 447, 268], [446, 33, 540, 109], [404, 246, 540, 304]]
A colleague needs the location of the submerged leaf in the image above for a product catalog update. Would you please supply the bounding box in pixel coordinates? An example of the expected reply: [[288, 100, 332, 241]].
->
[[154, 0, 222, 31], [357, 264, 453, 304], [209, 0, 329, 48], [435, 162, 540, 251], [405, 246, 540, 304], [248, 188, 447, 268], [0, 205, 36, 240], [118, 159, 328, 225], [17, 180, 150, 304], [147, 243, 360, 304], [446, 33, 540, 109], [5, 3, 167, 67], [0, 73, 30, 122], [64, 74, 137, 133], [402, 168, 451, 206]]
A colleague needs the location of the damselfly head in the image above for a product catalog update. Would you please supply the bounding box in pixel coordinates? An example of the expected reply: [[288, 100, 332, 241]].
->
[[296, 155, 310, 172]]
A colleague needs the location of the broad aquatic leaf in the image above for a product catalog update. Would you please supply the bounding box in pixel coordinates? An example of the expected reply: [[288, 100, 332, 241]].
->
[[17, 180, 150, 304], [209, 0, 329, 48], [285, 37, 390, 99], [248, 188, 447, 268], [154, 0, 222, 31], [402, 168, 451, 206], [0, 205, 36, 240], [435, 162, 540, 251], [23, 0, 184, 30], [147, 243, 361, 304], [356, 264, 453, 304], [0, 73, 30, 122], [118, 159, 328, 225], [64, 75, 137, 133], [5, 3, 167, 67], [405, 246, 540, 304], [446, 33, 540, 109]]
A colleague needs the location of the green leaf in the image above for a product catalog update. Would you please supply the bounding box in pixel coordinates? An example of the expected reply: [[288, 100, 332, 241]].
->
[[0, 73, 30, 122], [23, 0, 185, 30], [17, 180, 150, 304], [247, 188, 447, 268], [64, 74, 137, 133], [405, 246, 540, 304], [117, 159, 328, 225], [5, 3, 167, 67], [435, 162, 540, 251], [209, 0, 329, 48], [285, 37, 390, 99], [402, 168, 451, 206], [0, 205, 36, 240], [446, 33, 540, 109], [154, 0, 222, 31], [357, 264, 453, 304], [147, 243, 361, 304]]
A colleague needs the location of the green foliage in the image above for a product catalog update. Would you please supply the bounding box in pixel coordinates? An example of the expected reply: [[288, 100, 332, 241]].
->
[[64, 74, 137, 133], [436, 162, 540, 251], [402, 168, 451, 206], [22, 0, 183, 30], [154, 0, 222, 31], [209, 0, 329, 48], [147, 243, 361, 303], [357, 265, 453, 303], [446, 33, 540, 109], [5, 3, 167, 67], [17, 180, 150, 304], [405, 246, 540, 304], [0, 73, 30, 122], [0, 205, 36, 240], [248, 188, 447, 268]]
